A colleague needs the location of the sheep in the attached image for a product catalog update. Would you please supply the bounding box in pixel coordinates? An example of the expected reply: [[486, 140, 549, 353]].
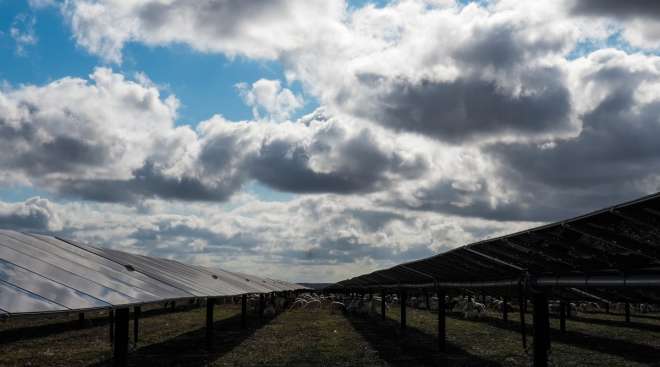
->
[[578, 302, 601, 314], [463, 299, 486, 319], [263, 304, 276, 317], [330, 301, 345, 314]]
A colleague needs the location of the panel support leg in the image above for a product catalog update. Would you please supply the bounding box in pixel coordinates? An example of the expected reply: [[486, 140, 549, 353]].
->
[[113, 308, 129, 367], [133, 306, 141, 345], [109, 309, 115, 345], [503, 297, 509, 322], [259, 294, 265, 323], [380, 291, 386, 321], [400, 289, 407, 335], [625, 302, 631, 323], [532, 293, 550, 367], [206, 298, 215, 348], [241, 294, 247, 329], [437, 289, 446, 352], [78, 312, 85, 328], [559, 301, 566, 333]]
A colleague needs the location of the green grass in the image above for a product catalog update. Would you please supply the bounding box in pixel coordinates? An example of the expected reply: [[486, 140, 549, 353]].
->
[[1, 302, 660, 366]]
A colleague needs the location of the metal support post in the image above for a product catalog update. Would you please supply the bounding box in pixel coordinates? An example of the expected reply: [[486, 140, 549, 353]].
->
[[532, 293, 550, 367], [437, 289, 446, 352], [113, 308, 129, 367]]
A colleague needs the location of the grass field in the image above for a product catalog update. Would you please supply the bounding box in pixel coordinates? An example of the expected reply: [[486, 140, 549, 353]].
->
[[1, 301, 660, 366]]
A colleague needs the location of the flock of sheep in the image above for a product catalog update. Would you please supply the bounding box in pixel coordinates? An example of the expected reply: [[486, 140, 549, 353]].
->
[[278, 292, 660, 320]]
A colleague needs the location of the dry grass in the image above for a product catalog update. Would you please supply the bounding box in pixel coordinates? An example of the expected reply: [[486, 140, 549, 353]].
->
[[1, 301, 660, 366]]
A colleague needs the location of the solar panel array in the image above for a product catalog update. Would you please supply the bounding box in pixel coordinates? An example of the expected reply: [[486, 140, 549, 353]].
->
[[0, 230, 305, 316], [331, 192, 660, 303]]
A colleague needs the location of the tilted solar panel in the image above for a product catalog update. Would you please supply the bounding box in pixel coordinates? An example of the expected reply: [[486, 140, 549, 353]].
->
[[0, 230, 304, 317], [330, 192, 660, 302]]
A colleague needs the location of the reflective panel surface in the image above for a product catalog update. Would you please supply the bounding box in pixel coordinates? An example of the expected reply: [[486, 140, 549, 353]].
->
[[0, 259, 109, 310], [0, 280, 66, 313]]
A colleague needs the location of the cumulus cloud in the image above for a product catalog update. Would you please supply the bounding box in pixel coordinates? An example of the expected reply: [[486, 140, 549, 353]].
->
[[0, 67, 187, 186], [236, 79, 303, 121], [62, 0, 345, 63], [197, 112, 429, 195], [566, 0, 660, 49], [0, 69, 431, 203], [0, 197, 61, 231], [60, 1, 600, 144], [482, 50, 660, 220], [278, 1, 587, 144]]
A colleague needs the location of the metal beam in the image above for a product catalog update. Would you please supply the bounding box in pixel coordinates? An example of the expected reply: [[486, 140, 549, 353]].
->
[[464, 247, 526, 271], [335, 273, 660, 290]]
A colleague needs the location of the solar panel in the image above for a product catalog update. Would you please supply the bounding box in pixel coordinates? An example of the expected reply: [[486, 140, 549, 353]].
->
[[331, 192, 660, 302], [0, 230, 305, 317]]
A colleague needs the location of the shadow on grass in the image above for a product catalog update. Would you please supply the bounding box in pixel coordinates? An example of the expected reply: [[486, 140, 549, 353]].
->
[[566, 314, 660, 333], [454, 314, 660, 365], [616, 313, 660, 322], [345, 312, 502, 367], [0, 302, 203, 344], [88, 311, 275, 367]]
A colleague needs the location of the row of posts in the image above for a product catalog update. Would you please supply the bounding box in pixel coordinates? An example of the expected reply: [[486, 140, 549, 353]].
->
[[357, 288, 634, 367], [106, 292, 287, 367], [104, 288, 632, 367]]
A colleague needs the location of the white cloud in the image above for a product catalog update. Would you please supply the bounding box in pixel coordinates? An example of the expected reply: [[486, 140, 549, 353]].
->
[[0, 68, 433, 204], [61, 0, 346, 63], [0, 197, 62, 231], [28, 0, 56, 9], [565, 0, 660, 50], [0, 67, 182, 183], [10, 14, 38, 56], [236, 79, 303, 121]]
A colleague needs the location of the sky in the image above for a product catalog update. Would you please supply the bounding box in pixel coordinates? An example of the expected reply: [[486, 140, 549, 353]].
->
[[1, 0, 660, 283]]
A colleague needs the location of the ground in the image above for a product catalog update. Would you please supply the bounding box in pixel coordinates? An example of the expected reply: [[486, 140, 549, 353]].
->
[[1, 301, 660, 366]]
